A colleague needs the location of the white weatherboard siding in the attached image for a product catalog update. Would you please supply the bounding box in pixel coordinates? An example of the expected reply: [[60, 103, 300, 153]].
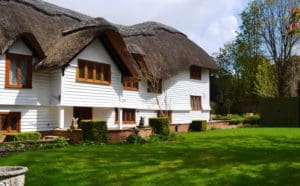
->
[[122, 69, 211, 111], [0, 40, 59, 106], [136, 110, 157, 126], [61, 38, 210, 112], [61, 39, 122, 108], [0, 106, 58, 132]]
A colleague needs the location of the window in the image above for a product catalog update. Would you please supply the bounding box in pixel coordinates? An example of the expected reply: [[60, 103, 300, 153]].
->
[[123, 76, 139, 91], [76, 59, 111, 85], [122, 109, 136, 124], [0, 112, 21, 133], [190, 66, 202, 80], [191, 96, 202, 110], [157, 110, 172, 123], [5, 53, 32, 88], [115, 108, 119, 124], [148, 79, 162, 94]]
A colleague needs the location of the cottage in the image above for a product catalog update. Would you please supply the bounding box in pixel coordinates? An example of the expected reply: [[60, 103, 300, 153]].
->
[[0, 0, 217, 133]]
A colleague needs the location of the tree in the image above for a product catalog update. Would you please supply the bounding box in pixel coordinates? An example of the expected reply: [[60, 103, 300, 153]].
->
[[254, 58, 278, 97], [254, 0, 300, 97]]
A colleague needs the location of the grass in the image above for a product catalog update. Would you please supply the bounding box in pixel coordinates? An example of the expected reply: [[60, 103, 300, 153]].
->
[[1, 128, 300, 186]]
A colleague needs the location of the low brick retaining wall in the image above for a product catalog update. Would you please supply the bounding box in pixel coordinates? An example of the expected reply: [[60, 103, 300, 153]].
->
[[207, 120, 230, 129], [41, 127, 153, 143]]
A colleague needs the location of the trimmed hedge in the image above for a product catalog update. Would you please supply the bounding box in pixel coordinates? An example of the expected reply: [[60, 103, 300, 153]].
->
[[190, 120, 207, 131], [149, 117, 170, 136], [5, 132, 41, 142], [81, 120, 107, 142]]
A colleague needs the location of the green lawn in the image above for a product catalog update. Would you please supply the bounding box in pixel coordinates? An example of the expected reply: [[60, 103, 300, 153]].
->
[[1, 128, 300, 186]]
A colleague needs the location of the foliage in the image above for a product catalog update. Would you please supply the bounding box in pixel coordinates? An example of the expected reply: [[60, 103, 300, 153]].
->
[[81, 120, 107, 143], [190, 120, 207, 131], [126, 134, 146, 144], [254, 0, 300, 97], [2, 129, 300, 185], [259, 97, 299, 127], [214, 114, 260, 125], [254, 59, 278, 97], [149, 117, 170, 136], [212, 0, 300, 114], [0, 137, 69, 152], [5, 132, 41, 142]]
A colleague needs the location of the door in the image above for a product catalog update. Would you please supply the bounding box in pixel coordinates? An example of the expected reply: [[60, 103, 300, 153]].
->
[[73, 107, 92, 128]]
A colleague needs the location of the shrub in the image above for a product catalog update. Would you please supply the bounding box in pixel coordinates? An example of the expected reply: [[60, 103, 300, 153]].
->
[[81, 120, 107, 143], [149, 117, 170, 136], [244, 115, 260, 124], [190, 120, 207, 131], [126, 134, 146, 144], [5, 132, 41, 142]]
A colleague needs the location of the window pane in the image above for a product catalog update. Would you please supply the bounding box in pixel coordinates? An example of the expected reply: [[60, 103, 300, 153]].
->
[[20, 60, 28, 86], [103, 65, 110, 82], [96, 63, 102, 80], [9, 57, 18, 85], [87, 63, 93, 79], [0, 115, 8, 131], [10, 114, 19, 131], [79, 62, 85, 78]]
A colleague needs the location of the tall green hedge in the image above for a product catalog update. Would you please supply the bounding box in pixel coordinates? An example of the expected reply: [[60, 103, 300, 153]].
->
[[5, 132, 41, 142], [149, 117, 170, 136], [259, 97, 299, 127], [190, 120, 207, 131], [81, 120, 107, 143]]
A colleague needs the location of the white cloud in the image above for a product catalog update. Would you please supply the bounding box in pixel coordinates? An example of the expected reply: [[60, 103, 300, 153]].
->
[[44, 0, 250, 55]]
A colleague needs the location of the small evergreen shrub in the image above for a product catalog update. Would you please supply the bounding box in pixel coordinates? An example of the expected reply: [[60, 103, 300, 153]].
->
[[5, 132, 41, 142], [190, 120, 207, 131], [149, 117, 170, 136], [81, 120, 107, 143], [126, 134, 146, 144]]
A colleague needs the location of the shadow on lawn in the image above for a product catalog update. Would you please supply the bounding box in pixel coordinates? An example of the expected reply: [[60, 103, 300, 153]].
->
[[1, 130, 300, 186]]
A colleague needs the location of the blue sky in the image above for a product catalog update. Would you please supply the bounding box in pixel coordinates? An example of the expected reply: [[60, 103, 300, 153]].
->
[[45, 0, 250, 55]]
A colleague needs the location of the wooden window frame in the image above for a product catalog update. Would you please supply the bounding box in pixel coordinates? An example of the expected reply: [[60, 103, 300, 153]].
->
[[76, 59, 111, 85], [5, 53, 32, 89], [123, 76, 139, 91], [122, 109, 136, 124], [190, 66, 202, 80], [0, 112, 21, 133], [191, 96, 203, 111], [147, 79, 162, 94], [157, 110, 172, 123]]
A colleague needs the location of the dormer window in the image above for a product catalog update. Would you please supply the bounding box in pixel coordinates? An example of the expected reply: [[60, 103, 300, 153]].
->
[[123, 76, 139, 91], [76, 59, 111, 85], [5, 53, 32, 89], [190, 66, 202, 80]]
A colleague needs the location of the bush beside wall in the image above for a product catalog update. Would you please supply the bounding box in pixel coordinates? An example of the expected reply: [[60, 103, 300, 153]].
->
[[149, 117, 170, 136], [190, 120, 207, 131], [81, 120, 108, 143], [259, 97, 299, 127], [5, 132, 41, 142]]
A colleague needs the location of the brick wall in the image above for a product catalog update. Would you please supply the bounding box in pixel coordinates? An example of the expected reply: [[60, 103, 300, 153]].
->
[[207, 121, 230, 129], [42, 128, 153, 143]]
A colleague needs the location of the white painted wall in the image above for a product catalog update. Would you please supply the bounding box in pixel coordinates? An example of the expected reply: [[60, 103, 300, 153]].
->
[[0, 40, 60, 106], [0, 105, 58, 132], [61, 39, 122, 108], [122, 69, 211, 111]]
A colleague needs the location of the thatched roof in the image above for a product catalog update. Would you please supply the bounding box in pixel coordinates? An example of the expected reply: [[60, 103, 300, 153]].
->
[[0, 0, 217, 79], [117, 22, 218, 78]]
